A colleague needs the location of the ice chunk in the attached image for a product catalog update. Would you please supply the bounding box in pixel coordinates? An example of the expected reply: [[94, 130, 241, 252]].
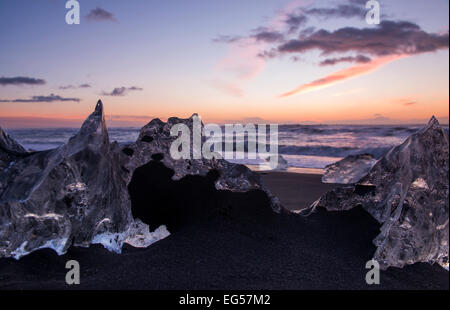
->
[[265, 154, 288, 171], [91, 219, 170, 253], [311, 117, 449, 269], [125, 220, 170, 248], [322, 154, 377, 184]]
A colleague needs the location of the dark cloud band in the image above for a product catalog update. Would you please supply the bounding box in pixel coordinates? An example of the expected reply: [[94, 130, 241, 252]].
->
[[59, 84, 92, 90], [0, 94, 80, 103], [86, 7, 117, 22], [251, 28, 285, 43], [320, 55, 372, 66], [0, 77, 46, 86], [102, 86, 143, 96], [277, 21, 449, 57], [304, 4, 366, 19]]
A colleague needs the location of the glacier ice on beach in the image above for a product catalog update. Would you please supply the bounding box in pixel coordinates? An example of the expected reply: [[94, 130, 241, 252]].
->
[[125, 222, 170, 248], [311, 117, 449, 269], [0, 100, 279, 259], [322, 154, 378, 184], [92, 219, 170, 253]]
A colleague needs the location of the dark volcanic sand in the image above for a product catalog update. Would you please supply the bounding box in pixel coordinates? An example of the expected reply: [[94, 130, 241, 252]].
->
[[260, 171, 336, 211], [0, 170, 448, 290]]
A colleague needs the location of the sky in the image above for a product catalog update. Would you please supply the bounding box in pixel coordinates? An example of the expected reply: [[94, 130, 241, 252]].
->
[[0, 0, 449, 128]]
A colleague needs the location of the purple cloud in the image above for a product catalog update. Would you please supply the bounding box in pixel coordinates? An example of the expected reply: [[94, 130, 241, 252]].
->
[[86, 7, 117, 23], [102, 86, 143, 96], [277, 21, 449, 57], [320, 55, 372, 66], [0, 76, 46, 86], [0, 94, 80, 103], [59, 84, 92, 90]]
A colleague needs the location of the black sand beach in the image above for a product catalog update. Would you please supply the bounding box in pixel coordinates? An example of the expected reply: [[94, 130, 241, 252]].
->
[[0, 171, 448, 290], [260, 171, 336, 211]]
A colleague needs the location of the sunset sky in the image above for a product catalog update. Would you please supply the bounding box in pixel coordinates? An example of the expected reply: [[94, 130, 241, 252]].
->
[[0, 0, 449, 127]]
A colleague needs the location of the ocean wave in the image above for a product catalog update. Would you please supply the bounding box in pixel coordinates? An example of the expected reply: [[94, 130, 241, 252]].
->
[[278, 145, 391, 159], [278, 124, 421, 138], [7, 124, 445, 169]]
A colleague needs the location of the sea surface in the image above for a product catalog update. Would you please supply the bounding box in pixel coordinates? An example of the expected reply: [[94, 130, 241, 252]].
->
[[7, 124, 448, 172]]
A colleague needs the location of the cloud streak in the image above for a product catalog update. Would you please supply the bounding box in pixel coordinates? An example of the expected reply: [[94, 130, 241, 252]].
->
[[284, 12, 308, 34], [0, 94, 81, 103], [0, 76, 46, 86], [86, 7, 117, 23], [59, 84, 91, 90], [251, 27, 285, 43], [303, 3, 366, 19], [320, 55, 371, 66], [391, 98, 419, 106], [212, 35, 242, 44], [101, 86, 143, 96], [279, 55, 405, 97]]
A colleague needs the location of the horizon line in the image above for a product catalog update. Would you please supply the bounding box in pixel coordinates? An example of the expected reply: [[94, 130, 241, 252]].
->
[[1, 116, 449, 130]]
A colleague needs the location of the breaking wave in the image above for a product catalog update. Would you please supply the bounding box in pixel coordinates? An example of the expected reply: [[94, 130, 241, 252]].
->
[[7, 124, 448, 169]]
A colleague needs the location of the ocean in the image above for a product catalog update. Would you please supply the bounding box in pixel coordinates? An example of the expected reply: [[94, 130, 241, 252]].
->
[[8, 124, 446, 172]]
